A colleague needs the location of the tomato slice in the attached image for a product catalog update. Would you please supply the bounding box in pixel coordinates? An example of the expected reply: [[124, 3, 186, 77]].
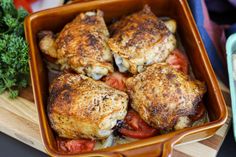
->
[[103, 72, 127, 91], [14, 0, 33, 13], [119, 110, 158, 139], [166, 49, 189, 74], [57, 138, 95, 153], [189, 102, 206, 122]]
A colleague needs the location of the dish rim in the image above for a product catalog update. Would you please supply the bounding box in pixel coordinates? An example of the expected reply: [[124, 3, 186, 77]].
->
[[24, 0, 228, 156]]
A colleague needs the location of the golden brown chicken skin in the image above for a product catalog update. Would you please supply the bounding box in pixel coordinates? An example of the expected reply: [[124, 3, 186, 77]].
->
[[125, 64, 206, 130], [39, 10, 113, 80], [108, 5, 176, 74], [48, 73, 128, 140]]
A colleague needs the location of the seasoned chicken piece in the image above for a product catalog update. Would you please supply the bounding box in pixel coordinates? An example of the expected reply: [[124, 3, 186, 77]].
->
[[39, 10, 113, 80], [108, 5, 176, 74], [164, 19, 177, 33], [174, 116, 191, 130], [48, 73, 128, 140], [38, 31, 58, 58], [126, 64, 206, 130]]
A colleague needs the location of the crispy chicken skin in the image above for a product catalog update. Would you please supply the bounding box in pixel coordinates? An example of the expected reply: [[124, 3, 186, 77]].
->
[[38, 31, 58, 58], [48, 73, 128, 140], [108, 5, 176, 74], [39, 10, 113, 80], [126, 64, 206, 130]]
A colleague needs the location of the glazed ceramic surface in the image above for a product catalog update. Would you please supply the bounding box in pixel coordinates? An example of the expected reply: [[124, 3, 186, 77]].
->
[[24, 0, 228, 156]]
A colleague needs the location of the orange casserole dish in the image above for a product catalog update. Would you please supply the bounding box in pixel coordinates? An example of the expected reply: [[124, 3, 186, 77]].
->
[[24, 0, 228, 156]]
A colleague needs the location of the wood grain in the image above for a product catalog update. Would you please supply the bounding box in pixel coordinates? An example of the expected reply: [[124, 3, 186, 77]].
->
[[0, 92, 38, 124], [0, 105, 45, 152]]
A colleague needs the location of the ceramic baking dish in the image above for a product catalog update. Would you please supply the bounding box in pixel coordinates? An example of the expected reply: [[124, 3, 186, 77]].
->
[[24, 0, 228, 156]]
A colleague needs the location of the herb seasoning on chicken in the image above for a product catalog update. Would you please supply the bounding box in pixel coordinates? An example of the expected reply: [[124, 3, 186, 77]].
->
[[108, 5, 176, 74], [39, 10, 113, 80], [48, 73, 128, 140], [126, 63, 207, 130]]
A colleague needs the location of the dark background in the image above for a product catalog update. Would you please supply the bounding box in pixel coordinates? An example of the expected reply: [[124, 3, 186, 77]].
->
[[0, 123, 235, 157]]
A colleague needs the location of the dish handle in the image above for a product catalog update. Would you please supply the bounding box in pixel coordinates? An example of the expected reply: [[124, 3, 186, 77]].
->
[[162, 139, 178, 157], [115, 134, 181, 157], [116, 142, 164, 157]]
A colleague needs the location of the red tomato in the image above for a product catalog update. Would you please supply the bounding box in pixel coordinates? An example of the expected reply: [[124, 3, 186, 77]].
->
[[14, 0, 33, 13], [119, 110, 158, 139], [57, 138, 95, 153], [57, 139, 68, 152], [189, 102, 206, 122], [103, 72, 127, 91], [166, 49, 189, 74]]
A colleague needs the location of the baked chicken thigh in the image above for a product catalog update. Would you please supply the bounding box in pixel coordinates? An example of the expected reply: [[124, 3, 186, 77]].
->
[[48, 73, 128, 140], [126, 64, 206, 130], [108, 5, 176, 74], [39, 10, 113, 80]]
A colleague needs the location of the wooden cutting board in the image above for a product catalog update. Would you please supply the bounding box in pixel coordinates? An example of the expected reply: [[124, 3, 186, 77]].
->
[[0, 81, 231, 157]]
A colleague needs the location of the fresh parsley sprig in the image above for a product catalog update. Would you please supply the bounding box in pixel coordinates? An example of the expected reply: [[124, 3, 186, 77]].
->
[[0, 0, 29, 98]]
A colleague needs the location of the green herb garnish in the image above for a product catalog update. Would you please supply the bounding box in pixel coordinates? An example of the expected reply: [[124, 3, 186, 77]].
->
[[0, 0, 29, 98]]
